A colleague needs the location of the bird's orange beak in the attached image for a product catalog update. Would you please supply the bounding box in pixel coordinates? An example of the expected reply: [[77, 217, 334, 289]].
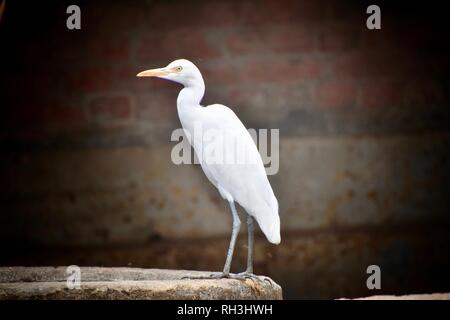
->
[[136, 68, 170, 77]]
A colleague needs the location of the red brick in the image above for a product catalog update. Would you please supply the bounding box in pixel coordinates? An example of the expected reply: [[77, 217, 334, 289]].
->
[[136, 91, 179, 123], [227, 84, 311, 111], [87, 37, 130, 62], [332, 51, 370, 78], [245, 59, 320, 84], [197, 2, 240, 27], [329, 0, 362, 19], [89, 96, 132, 122], [227, 27, 315, 55], [360, 79, 404, 108], [149, 1, 238, 29], [146, 1, 312, 30], [85, 3, 145, 33], [314, 80, 357, 108], [235, 0, 323, 25], [363, 50, 416, 77], [202, 64, 241, 86], [226, 29, 265, 55], [147, 3, 201, 29], [236, 1, 296, 25], [69, 66, 113, 93], [318, 23, 359, 52], [44, 103, 85, 126], [136, 28, 219, 62], [226, 87, 256, 109], [269, 27, 316, 53]]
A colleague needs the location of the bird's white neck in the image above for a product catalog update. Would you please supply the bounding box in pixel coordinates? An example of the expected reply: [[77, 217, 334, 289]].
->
[[177, 81, 205, 109]]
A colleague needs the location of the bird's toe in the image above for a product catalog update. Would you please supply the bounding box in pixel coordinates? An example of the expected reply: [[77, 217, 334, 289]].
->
[[235, 272, 275, 286]]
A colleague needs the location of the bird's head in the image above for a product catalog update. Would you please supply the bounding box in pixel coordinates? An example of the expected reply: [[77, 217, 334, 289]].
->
[[137, 59, 203, 88]]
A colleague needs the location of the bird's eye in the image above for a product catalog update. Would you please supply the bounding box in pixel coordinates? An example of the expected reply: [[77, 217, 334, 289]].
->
[[175, 66, 183, 72]]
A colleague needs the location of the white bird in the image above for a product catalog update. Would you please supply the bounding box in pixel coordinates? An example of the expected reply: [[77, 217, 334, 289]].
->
[[137, 59, 280, 280]]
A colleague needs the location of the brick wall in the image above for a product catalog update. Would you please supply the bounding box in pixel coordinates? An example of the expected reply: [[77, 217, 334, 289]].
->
[[1, 0, 449, 298]]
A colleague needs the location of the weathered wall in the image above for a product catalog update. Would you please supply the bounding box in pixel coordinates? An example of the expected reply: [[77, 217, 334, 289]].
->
[[1, 0, 449, 299]]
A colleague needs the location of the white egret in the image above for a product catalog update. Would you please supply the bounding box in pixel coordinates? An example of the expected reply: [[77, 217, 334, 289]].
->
[[137, 59, 280, 280]]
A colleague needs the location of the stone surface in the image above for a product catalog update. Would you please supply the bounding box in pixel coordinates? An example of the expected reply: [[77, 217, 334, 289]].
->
[[0, 267, 282, 300]]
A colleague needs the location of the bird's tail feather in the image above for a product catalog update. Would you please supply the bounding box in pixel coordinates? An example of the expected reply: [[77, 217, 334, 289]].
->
[[248, 196, 281, 245], [265, 215, 281, 245]]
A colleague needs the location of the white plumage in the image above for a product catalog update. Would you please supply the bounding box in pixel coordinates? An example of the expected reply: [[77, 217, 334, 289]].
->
[[137, 59, 280, 278], [183, 104, 280, 244]]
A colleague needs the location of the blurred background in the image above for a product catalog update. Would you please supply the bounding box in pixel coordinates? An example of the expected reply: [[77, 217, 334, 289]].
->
[[0, 0, 449, 299]]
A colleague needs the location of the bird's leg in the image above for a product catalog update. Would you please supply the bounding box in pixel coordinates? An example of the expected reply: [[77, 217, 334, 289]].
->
[[206, 212, 270, 283], [181, 200, 241, 280], [244, 214, 254, 274], [181, 208, 274, 285], [236, 214, 275, 286], [236, 215, 257, 278], [221, 200, 241, 275]]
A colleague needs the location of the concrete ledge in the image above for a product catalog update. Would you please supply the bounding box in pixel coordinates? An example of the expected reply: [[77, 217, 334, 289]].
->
[[0, 267, 282, 300]]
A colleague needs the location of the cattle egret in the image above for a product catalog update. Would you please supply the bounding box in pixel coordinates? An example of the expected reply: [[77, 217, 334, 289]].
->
[[137, 59, 280, 280]]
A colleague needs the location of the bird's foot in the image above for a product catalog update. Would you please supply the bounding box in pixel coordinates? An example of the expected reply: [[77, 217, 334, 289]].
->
[[182, 271, 274, 286], [181, 272, 256, 281], [236, 271, 275, 287]]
